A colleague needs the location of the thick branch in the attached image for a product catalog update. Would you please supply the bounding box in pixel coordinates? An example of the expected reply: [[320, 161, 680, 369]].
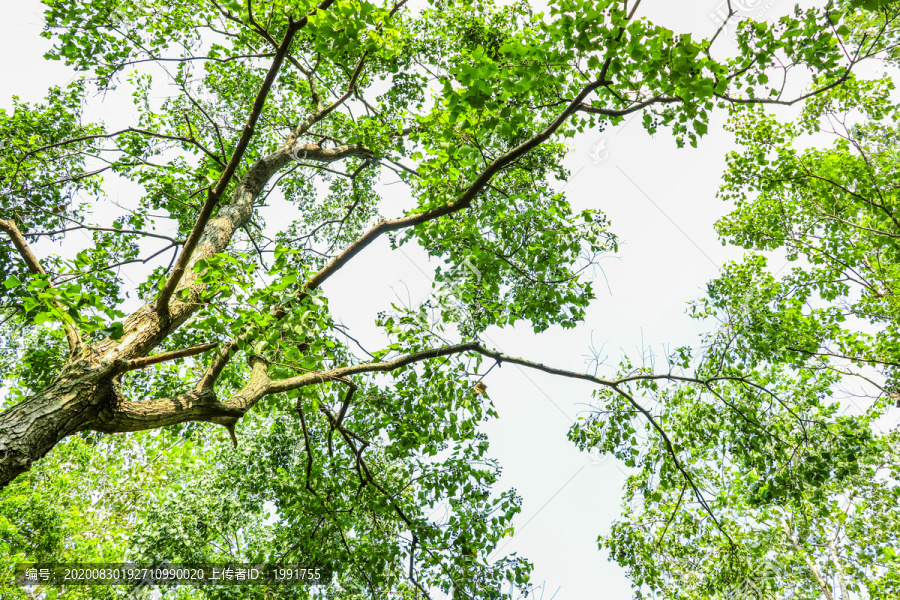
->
[[93, 356, 271, 433], [155, 3, 334, 314], [90, 388, 241, 433], [1, 219, 50, 276], [0, 218, 82, 353], [304, 75, 610, 291], [231, 24, 623, 351]]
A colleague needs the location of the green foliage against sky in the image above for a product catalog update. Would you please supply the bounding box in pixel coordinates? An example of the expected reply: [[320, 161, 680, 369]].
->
[[569, 10, 900, 598], [1, 0, 899, 599]]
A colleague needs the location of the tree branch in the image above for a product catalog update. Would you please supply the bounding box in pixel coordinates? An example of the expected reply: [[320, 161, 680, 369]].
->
[[18, 127, 227, 167], [27, 224, 184, 245], [782, 519, 835, 600], [0, 218, 82, 353], [578, 95, 679, 116], [117, 343, 219, 373], [303, 75, 611, 292], [263, 341, 736, 546], [155, 2, 335, 315], [93, 354, 271, 433]]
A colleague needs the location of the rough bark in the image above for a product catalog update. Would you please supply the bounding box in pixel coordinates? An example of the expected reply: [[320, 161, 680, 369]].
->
[[0, 68, 659, 490], [0, 4, 847, 489], [0, 142, 363, 489], [0, 360, 117, 486], [0, 1, 367, 487]]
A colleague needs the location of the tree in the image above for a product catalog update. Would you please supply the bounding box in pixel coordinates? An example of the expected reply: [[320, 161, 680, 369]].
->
[[569, 8, 900, 598], [0, 0, 897, 598]]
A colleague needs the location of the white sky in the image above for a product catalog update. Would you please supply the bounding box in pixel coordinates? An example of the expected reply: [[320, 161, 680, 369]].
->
[[0, 1, 840, 598]]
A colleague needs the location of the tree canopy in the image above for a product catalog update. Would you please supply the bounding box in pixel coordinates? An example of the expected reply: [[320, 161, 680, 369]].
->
[[1, 0, 899, 598]]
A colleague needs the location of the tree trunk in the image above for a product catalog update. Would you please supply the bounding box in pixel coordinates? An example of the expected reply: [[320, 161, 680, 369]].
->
[[0, 360, 116, 488], [0, 144, 333, 489]]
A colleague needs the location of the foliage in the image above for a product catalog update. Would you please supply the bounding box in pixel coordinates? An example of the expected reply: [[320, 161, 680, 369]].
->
[[569, 17, 900, 600], [0, 0, 898, 599]]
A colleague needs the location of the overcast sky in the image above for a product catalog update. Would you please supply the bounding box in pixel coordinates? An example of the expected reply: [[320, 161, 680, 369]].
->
[[0, 1, 824, 598]]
